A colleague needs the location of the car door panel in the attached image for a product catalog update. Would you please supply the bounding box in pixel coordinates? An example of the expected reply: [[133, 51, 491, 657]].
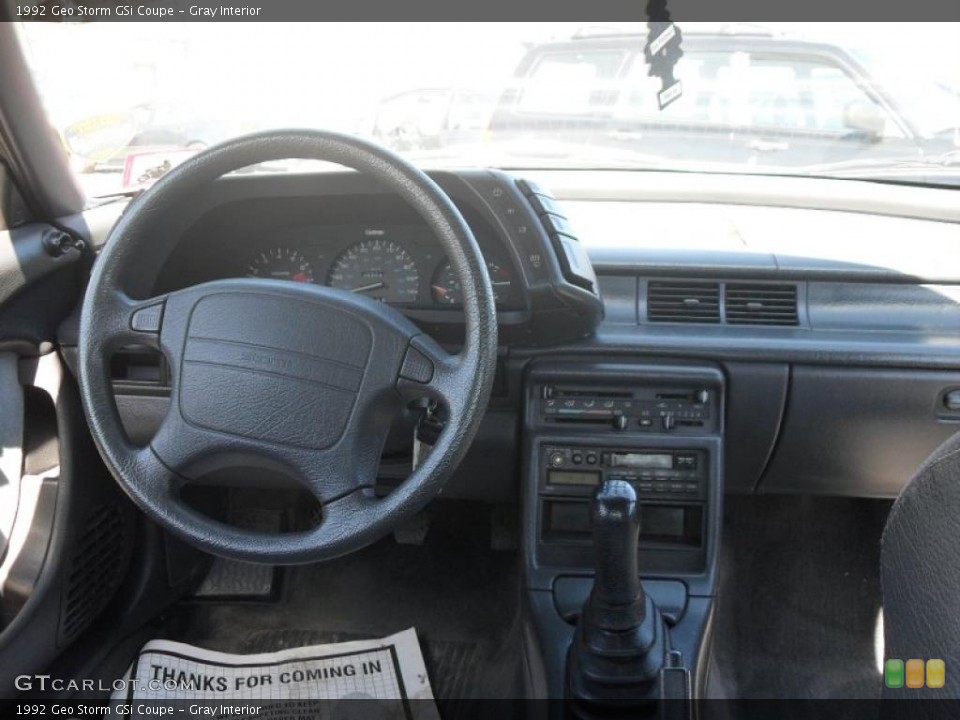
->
[[0, 199, 140, 696]]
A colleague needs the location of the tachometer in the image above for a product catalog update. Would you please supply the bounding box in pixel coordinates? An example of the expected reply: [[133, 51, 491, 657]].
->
[[432, 258, 515, 306], [327, 239, 420, 304], [247, 247, 315, 283]]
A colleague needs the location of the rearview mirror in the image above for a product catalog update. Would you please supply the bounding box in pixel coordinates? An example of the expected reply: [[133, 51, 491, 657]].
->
[[843, 100, 887, 140]]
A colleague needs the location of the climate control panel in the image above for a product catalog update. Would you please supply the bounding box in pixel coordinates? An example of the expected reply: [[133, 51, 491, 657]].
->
[[537, 384, 716, 434]]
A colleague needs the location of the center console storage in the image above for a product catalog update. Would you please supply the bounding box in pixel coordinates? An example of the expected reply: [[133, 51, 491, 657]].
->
[[522, 360, 725, 707]]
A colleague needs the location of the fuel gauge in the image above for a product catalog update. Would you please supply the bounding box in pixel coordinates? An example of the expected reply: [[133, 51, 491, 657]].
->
[[432, 258, 515, 306]]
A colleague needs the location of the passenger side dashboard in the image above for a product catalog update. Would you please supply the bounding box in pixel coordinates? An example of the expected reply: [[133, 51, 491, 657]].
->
[[522, 172, 960, 499]]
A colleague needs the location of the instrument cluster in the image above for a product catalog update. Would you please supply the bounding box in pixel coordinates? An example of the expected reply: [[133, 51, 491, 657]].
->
[[243, 224, 521, 310]]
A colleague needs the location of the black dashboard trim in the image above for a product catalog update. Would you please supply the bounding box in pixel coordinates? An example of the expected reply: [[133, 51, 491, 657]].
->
[[513, 326, 960, 370]]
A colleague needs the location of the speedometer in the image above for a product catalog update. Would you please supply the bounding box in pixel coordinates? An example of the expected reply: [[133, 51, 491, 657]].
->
[[327, 239, 420, 304]]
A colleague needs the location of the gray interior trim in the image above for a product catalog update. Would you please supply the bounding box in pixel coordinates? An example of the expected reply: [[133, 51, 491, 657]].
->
[[0, 352, 23, 563]]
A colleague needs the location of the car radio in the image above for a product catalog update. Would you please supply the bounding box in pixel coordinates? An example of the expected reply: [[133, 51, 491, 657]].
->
[[540, 445, 706, 501], [537, 445, 708, 556]]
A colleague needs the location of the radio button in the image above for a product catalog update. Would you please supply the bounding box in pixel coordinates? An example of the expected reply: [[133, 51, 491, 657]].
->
[[572, 453, 583, 464], [684, 483, 699, 493], [585, 454, 598, 465]]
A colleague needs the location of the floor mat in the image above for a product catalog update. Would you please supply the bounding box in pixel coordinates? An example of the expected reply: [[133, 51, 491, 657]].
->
[[192, 507, 281, 600], [709, 495, 891, 700], [163, 502, 524, 714]]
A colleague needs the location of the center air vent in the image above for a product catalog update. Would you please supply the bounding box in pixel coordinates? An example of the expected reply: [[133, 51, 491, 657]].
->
[[647, 281, 721, 323], [725, 283, 799, 326]]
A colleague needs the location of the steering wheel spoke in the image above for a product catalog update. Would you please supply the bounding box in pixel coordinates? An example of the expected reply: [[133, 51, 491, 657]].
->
[[295, 433, 384, 506], [396, 334, 470, 414], [97, 289, 167, 353]]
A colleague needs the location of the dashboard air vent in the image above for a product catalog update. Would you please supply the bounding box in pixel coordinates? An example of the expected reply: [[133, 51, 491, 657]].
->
[[647, 281, 721, 323], [725, 283, 799, 326]]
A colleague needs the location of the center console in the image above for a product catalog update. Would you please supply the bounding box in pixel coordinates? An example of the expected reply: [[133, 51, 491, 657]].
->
[[522, 360, 725, 707]]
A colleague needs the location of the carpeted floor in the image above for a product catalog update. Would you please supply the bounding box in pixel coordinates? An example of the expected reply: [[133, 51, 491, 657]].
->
[[163, 501, 525, 715], [708, 494, 892, 700]]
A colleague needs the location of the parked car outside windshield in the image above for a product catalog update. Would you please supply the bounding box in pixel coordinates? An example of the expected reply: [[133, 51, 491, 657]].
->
[[489, 32, 958, 169]]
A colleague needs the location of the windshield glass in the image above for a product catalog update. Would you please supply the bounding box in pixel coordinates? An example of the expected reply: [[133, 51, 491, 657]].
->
[[17, 21, 960, 197]]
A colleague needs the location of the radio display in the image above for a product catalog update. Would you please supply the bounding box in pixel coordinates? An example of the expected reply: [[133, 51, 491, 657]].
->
[[549, 470, 601, 486], [609, 453, 673, 469]]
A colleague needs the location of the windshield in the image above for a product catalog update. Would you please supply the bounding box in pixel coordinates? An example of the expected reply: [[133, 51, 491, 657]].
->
[[17, 21, 960, 197]]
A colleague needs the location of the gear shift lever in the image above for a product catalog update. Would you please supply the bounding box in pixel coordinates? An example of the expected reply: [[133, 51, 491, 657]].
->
[[591, 479, 646, 629], [568, 480, 669, 704]]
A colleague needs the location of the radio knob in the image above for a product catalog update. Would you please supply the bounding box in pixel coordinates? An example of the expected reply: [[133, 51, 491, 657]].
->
[[549, 451, 565, 467], [662, 413, 676, 431], [696, 389, 709, 404], [611, 415, 628, 431]]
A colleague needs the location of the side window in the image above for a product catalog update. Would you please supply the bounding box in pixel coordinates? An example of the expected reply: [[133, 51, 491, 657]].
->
[[517, 50, 626, 116]]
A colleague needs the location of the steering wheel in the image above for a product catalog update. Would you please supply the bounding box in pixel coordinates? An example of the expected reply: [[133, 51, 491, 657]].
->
[[78, 131, 498, 564]]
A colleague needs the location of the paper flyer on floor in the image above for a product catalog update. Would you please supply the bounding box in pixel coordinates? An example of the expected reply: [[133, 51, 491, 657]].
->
[[110, 627, 439, 719]]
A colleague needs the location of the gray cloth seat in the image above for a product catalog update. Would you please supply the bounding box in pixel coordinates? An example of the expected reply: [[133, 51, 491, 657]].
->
[[881, 430, 960, 701]]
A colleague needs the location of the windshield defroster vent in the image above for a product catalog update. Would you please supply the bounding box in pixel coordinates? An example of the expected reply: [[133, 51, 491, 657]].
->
[[647, 281, 721, 323], [725, 283, 799, 326]]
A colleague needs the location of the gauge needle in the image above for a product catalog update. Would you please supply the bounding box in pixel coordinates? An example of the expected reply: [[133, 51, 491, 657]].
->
[[350, 281, 386, 293], [432, 285, 449, 297], [492, 281, 512, 287]]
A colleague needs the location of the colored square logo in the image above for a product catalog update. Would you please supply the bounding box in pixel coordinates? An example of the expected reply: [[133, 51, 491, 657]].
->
[[906, 659, 925, 688], [926, 659, 945, 689], [885, 659, 904, 688]]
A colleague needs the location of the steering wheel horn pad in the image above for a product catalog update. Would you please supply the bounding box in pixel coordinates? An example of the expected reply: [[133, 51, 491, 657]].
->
[[78, 130, 498, 564]]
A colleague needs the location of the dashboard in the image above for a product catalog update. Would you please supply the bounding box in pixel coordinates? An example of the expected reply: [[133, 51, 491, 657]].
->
[[151, 170, 603, 345], [36, 165, 958, 504]]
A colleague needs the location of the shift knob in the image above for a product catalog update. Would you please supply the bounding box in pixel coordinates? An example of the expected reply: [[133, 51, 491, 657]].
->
[[589, 480, 646, 630], [567, 480, 668, 704]]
